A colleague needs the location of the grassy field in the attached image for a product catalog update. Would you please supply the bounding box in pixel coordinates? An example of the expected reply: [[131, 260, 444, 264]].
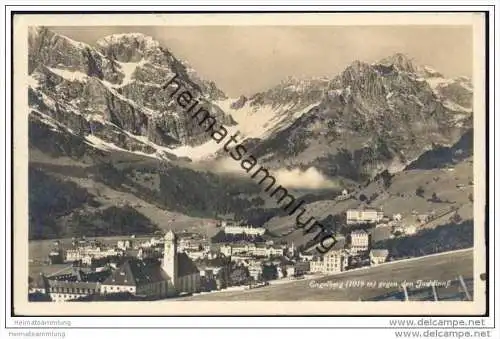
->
[[179, 248, 474, 301], [263, 158, 473, 247]]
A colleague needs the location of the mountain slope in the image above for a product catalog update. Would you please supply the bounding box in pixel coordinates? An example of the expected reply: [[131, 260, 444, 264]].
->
[[216, 77, 330, 139], [237, 54, 473, 181], [27, 31, 474, 242], [28, 27, 235, 161]]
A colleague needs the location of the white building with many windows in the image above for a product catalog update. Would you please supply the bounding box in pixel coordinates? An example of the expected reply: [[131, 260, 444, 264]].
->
[[350, 229, 370, 253], [310, 238, 349, 274], [369, 249, 389, 265], [346, 209, 384, 225], [220, 243, 285, 258], [223, 224, 266, 236]]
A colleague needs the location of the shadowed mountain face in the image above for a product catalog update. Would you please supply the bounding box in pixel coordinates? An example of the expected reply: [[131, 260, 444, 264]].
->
[[28, 29, 472, 178], [28, 27, 234, 159], [240, 54, 473, 181], [404, 129, 473, 170]]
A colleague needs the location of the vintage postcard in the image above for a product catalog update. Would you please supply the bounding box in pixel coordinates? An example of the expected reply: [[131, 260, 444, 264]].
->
[[12, 12, 488, 316]]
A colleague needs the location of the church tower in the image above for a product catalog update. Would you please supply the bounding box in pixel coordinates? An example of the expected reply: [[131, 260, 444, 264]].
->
[[162, 230, 178, 294]]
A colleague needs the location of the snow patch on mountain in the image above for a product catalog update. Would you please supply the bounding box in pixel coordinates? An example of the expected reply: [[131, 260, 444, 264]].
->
[[426, 77, 455, 91], [31, 109, 76, 134], [442, 100, 472, 113], [28, 74, 40, 88], [117, 59, 147, 86], [166, 123, 242, 161], [161, 95, 319, 161], [84, 134, 171, 160], [216, 99, 319, 139]]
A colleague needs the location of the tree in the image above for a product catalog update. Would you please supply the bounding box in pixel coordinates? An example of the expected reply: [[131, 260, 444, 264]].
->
[[430, 192, 441, 202], [380, 170, 393, 189], [359, 194, 367, 202], [215, 269, 227, 290], [372, 220, 472, 259], [468, 193, 473, 202], [230, 267, 249, 286], [320, 213, 345, 234], [261, 264, 278, 281], [280, 265, 288, 278], [450, 213, 462, 224], [367, 192, 379, 204], [415, 186, 425, 198]]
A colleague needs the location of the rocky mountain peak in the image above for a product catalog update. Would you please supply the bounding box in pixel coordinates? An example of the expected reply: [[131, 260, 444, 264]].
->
[[377, 52, 418, 73], [246, 51, 473, 181], [28, 27, 236, 159], [347, 59, 372, 72], [96, 33, 162, 62], [341, 60, 375, 80], [230, 95, 248, 109]]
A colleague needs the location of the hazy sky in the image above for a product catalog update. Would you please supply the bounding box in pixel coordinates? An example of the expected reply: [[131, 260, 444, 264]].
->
[[51, 26, 472, 97]]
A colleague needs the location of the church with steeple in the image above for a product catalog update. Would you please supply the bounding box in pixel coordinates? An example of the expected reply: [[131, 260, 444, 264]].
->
[[100, 230, 201, 299], [161, 230, 201, 297]]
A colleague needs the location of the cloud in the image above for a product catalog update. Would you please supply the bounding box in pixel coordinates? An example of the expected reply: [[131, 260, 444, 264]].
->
[[273, 167, 338, 189], [210, 157, 337, 189]]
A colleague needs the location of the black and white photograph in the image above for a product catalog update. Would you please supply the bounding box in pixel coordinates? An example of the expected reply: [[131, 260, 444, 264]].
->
[[6, 9, 492, 326]]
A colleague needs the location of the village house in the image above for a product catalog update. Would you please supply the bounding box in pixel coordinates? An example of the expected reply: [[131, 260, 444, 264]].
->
[[137, 246, 162, 260], [81, 255, 93, 266], [392, 224, 406, 235], [417, 214, 430, 224], [349, 229, 370, 254], [177, 233, 209, 252], [117, 240, 132, 251], [285, 265, 296, 278], [392, 213, 402, 222], [65, 245, 120, 263], [233, 243, 286, 257], [276, 265, 285, 279], [220, 243, 285, 258], [335, 189, 351, 201], [391, 223, 418, 236], [48, 249, 64, 265], [184, 248, 208, 260], [285, 261, 311, 277], [310, 238, 349, 274], [286, 242, 296, 257], [248, 262, 263, 281], [30, 268, 111, 302], [369, 249, 389, 265], [100, 258, 168, 298], [404, 224, 418, 235], [195, 256, 231, 291], [298, 252, 314, 261], [29, 273, 50, 295]]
